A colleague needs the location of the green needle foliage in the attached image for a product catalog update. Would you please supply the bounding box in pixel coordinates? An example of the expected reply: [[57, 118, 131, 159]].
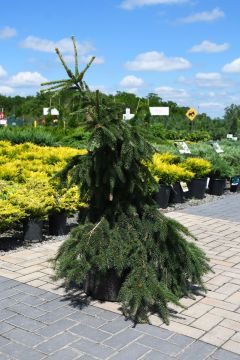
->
[[42, 36, 211, 324]]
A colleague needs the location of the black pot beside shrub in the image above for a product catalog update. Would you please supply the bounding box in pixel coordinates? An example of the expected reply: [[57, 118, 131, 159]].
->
[[84, 269, 126, 301], [23, 218, 43, 242], [155, 184, 172, 209], [49, 212, 67, 236], [208, 178, 226, 196], [169, 182, 184, 204], [188, 178, 207, 199]]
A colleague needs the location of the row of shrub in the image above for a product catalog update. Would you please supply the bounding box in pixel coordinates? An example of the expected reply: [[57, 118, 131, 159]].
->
[[1, 140, 238, 234], [0, 141, 87, 234]]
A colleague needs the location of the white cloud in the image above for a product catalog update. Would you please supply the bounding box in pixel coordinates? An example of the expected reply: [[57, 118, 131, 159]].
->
[[189, 40, 229, 53], [199, 102, 225, 109], [125, 51, 191, 71], [179, 8, 224, 23], [155, 86, 189, 103], [8, 72, 47, 88], [0, 26, 17, 39], [120, 0, 188, 10], [195, 72, 232, 87], [0, 65, 7, 78], [120, 75, 144, 87], [20, 36, 94, 54], [20, 36, 104, 65], [0, 86, 14, 95], [222, 58, 240, 73], [62, 54, 104, 65]]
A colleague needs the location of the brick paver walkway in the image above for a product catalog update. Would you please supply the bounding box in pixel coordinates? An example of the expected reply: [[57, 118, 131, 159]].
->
[[0, 194, 240, 359]]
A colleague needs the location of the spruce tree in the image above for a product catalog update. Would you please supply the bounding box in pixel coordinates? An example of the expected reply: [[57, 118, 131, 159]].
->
[[42, 37, 211, 324]]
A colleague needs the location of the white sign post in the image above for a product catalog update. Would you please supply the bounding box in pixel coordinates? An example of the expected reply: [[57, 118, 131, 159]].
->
[[149, 107, 169, 116], [123, 108, 135, 121]]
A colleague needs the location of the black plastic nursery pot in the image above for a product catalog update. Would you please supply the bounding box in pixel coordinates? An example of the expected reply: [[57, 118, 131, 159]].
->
[[48, 212, 67, 236], [155, 184, 172, 209], [208, 178, 226, 196], [23, 219, 43, 242], [84, 269, 126, 302], [188, 178, 207, 199], [169, 182, 184, 204], [230, 176, 240, 192]]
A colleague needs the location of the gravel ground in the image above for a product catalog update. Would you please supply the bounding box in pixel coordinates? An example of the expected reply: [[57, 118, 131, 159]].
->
[[0, 188, 239, 255]]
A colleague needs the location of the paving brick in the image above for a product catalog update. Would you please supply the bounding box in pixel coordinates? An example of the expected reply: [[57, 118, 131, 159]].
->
[[0, 288, 19, 300], [178, 340, 215, 360], [0, 309, 15, 321], [5, 327, 44, 347], [222, 341, 240, 356], [8, 303, 46, 319], [0, 322, 14, 335], [71, 338, 113, 359], [139, 335, 181, 356], [134, 324, 172, 339], [182, 303, 212, 318], [212, 348, 240, 360], [161, 321, 204, 339], [5, 314, 44, 331], [200, 325, 235, 346], [70, 323, 110, 342], [217, 283, 240, 296], [100, 317, 132, 334], [168, 334, 194, 347], [220, 318, 240, 331], [21, 295, 47, 307], [1, 341, 45, 360], [110, 342, 149, 360], [36, 332, 78, 354], [0, 298, 17, 310], [142, 350, 171, 360], [13, 283, 47, 296], [226, 292, 240, 304], [200, 297, 238, 311], [104, 328, 142, 349], [37, 298, 67, 312], [231, 332, 240, 343], [47, 347, 80, 360], [0, 336, 11, 347], [37, 307, 77, 324], [37, 318, 77, 337], [191, 313, 223, 331]]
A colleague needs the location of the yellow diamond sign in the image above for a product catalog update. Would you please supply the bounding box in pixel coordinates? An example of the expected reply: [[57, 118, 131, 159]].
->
[[186, 107, 198, 121]]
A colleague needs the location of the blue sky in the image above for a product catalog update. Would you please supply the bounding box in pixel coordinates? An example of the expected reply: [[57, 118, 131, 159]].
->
[[0, 0, 239, 118]]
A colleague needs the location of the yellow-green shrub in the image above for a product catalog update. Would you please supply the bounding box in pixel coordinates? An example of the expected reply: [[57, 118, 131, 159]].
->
[[181, 157, 212, 178], [0, 199, 25, 232], [9, 178, 56, 219]]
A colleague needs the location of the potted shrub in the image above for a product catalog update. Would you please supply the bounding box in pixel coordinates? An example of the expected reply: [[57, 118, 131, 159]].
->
[[48, 186, 82, 236], [9, 178, 55, 242], [148, 154, 194, 207], [42, 37, 211, 324], [181, 158, 212, 199], [208, 156, 232, 196]]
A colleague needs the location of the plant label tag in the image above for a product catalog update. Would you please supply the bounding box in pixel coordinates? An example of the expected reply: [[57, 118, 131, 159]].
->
[[175, 141, 191, 154], [212, 142, 224, 153]]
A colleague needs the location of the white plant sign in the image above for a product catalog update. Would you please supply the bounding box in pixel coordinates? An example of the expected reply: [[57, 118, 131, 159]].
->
[[176, 141, 191, 154], [123, 108, 135, 121], [149, 107, 169, 116]]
